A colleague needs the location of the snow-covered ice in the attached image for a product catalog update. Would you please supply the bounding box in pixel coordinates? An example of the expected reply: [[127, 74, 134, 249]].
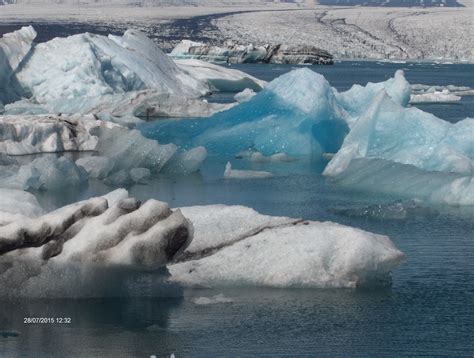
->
[[175, 59, 265, 92], [234, 88, 256, 103], [0, 188, 44, 225], [169, 205, 404, 288]]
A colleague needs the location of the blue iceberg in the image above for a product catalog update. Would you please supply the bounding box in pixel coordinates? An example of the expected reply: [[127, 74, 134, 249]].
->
[[141, 68, 411, 158]]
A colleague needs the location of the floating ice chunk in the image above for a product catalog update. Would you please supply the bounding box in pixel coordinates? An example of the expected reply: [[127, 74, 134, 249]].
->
[[0, 196, 193, 297], [324, 92, 474, 177], [410, 90, 461, 103], [0, 26, 36, 102], [234, 88, 256, 103], [175, 59, 265, 92], [104, 169, 132, 187], [0, 156, 88, 191], [411, 84, 474, 97], [0, 188, 44, 226], [76, 156, 115, 179], [169, 207, 404, 288], [192, 294, 233, 305], [0, 114, 117, 156], [130, 168, 151, 184], [163, 147, 207, 175], [224, 162, 273, 179], [98, 127, 177, 173]]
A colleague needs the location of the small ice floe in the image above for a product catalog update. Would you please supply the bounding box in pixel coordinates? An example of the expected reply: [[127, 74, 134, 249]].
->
[[192, 294, 234, 305], [234, 88, 257, 103], [224, 162, 273, 179], [410, 90, 461, 104]]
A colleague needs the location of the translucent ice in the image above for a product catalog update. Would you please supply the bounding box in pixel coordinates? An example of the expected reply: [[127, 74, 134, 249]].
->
[[224, 162, 273, 179], [144, 69, 411, 158]]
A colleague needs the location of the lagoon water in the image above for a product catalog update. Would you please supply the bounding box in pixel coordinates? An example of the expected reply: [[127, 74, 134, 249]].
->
[[1, 61, 473, 357]]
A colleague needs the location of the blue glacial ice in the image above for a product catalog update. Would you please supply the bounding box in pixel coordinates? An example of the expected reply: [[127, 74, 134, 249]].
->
[[144, 68, 410, 158], [143, 68, 472, 206]]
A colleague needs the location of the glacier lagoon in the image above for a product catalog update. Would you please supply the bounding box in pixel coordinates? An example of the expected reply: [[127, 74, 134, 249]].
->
[[1, 61, 473, 356]]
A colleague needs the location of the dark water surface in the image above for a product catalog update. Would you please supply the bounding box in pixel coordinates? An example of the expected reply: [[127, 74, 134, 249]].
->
[[1, 62, 473, 357]]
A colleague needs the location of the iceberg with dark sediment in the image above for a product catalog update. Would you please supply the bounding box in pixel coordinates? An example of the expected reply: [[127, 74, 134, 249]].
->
[[0, 190, 193, 297], [170, 205, 404, 288], [0, 193, 404, 295]]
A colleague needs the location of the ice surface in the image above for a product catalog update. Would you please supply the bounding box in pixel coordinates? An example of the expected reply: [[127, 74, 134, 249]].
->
[[170, 205, 404, 288], [0, 188, 44, 225], [175, 59, 265, 92], [162, 147, 207, 175], [76, 156, 115, 179], [177, 204, 299, 259], [236, 150, 296, 163], [0, 194, 193, 297], [0, 26, 36, 103], [224, 162, 273, 179]]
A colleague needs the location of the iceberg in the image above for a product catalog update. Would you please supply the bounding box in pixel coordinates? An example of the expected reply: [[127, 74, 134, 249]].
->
[[141, 68, 410, 158], [0, 28, 260, 122], [234, 88, 256, 103], [410, 90, 461, 104], [0, 114, 115, 155], [0, 193, 193, 297], [0, 156, 88, 191], [323, 92, 474, 205], [170, 205, 404, 288]]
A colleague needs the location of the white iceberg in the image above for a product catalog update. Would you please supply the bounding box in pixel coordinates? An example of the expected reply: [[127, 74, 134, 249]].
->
[[224, 162, 273, 179], [410, 90, 461, 103], [170, 205, 404, 288], [192, 294, 233, 305]]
